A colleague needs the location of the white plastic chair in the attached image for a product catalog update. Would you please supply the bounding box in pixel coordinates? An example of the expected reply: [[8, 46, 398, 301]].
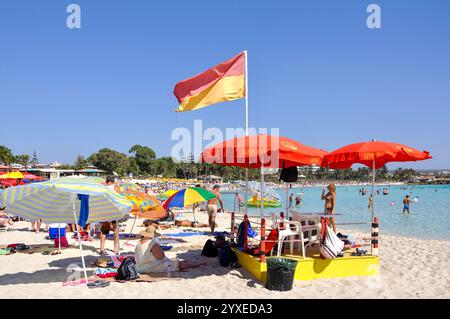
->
[[291, 212, 321, 258], [270, 215, 303, 257]]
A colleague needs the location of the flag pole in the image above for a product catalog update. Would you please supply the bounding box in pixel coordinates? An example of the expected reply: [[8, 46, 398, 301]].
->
[[244, 50, 249, 216]]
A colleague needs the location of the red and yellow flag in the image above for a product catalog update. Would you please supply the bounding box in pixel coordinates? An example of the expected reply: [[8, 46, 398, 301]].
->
[[173, 52, 246, 112]]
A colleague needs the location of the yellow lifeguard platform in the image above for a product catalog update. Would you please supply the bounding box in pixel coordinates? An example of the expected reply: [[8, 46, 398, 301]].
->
[[234, 249, 380, 283]]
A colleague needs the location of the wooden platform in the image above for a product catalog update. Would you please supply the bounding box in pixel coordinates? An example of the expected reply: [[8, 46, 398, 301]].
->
[[234, 248, 380, 283]]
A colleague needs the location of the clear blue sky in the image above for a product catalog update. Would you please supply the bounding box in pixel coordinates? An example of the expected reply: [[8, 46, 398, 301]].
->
[[1, 0, 449, 169]]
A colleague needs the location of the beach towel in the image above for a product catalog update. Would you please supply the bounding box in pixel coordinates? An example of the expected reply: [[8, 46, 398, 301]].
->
[[77, 194, 89, 227], [167, 232, 202, 237], [106, 233, 139, 240], [94, 267, 118, 278]]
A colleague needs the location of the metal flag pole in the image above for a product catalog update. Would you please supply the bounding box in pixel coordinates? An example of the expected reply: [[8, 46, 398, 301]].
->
[[244, 50, 249, 216], [71, 194, 88, 286], [260, 167, 265, 219]]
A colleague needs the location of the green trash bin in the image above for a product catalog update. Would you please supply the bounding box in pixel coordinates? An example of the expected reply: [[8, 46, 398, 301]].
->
[[266, 257, 298, 291]]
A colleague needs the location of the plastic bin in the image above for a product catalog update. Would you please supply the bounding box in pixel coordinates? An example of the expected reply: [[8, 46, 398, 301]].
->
[[266, 257, 298, 291]]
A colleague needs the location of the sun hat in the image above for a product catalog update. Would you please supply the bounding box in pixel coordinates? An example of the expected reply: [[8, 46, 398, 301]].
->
[[140, 225, 161, 239], [95, 257, 109, 268]]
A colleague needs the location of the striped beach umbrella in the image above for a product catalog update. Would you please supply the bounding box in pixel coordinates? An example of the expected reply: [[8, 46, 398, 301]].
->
[[1, 176, 133, 286], [163, 187, 216, 209], [1, 176, 133, 223]]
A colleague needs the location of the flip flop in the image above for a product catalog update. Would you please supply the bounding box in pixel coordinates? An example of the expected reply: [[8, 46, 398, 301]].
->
[[87, 280, 110, 289]]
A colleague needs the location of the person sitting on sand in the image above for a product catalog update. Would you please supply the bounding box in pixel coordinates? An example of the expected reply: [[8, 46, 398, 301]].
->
[[135, 226, 206, 273]]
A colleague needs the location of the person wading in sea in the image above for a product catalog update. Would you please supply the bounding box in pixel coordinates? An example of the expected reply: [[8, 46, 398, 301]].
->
[[403, 195, 411, 214]]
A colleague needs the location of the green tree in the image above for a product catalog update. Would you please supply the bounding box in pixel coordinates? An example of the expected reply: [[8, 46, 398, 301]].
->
[[129, 145, 156, 176], [73, 155, 87, 170], [0, 146, 14, 165], [14, 154, 30, 168], [87, 148, 130, 176]]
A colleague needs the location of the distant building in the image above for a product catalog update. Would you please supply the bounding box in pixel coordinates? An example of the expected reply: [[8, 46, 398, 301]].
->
[[412, 175, 436, 183], [23, 166, 106, 180]]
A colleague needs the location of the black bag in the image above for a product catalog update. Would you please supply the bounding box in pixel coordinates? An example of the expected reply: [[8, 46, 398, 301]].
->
[[117, 256, 139, 281], [279, 166, 298, 183], [219, 244, 238, 267], [201, 239, 218, 257]]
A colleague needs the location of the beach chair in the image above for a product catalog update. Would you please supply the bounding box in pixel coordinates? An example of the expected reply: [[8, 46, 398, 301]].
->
[[271, 215, 304, 257], [291, 212, 321, 258]]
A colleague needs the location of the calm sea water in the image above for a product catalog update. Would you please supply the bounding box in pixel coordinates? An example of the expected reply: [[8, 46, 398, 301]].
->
[[220, 185, 450, 241]]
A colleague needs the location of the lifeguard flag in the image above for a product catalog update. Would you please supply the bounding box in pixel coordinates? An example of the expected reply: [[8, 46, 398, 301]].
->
[[174, 52, 246, 112]]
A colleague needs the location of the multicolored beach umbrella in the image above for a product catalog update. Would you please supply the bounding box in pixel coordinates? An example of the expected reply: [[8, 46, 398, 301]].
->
[[115, 181, 159, 213], [1, 176, 133, 223], [158, 189, 178, 200], [0, 171, 42, 180], [163, 187, 216, 209]]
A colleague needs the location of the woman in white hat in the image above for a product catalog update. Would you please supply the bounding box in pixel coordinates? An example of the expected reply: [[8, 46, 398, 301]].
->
[[135, 226, 206, 274]]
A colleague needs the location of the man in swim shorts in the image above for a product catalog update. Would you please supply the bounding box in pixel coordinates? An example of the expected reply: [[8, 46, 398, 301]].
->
[[403, 195, 411, 214], [206, 185, 224, 233]]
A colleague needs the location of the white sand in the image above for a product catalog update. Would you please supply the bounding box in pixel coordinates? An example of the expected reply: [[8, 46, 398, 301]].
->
[[1, 212, 449, 299]]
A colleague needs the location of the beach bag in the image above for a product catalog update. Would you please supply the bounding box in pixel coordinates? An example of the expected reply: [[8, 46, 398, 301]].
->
[[319, 226, 344, 259], [219, 244, 238, 267], [117, 257, 139, 281], [201, 239, 218, 257]]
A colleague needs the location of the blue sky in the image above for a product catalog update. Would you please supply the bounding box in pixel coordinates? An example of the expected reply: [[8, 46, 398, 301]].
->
[[1, 0, 449, 169]]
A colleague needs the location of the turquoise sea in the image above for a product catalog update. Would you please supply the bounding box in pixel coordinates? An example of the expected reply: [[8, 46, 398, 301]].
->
[[220, 185, 450, 241]]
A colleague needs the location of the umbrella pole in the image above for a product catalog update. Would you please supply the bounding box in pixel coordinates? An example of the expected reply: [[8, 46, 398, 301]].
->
[[72, 195, 89, 286], [58, 224, 61, 253], [371, 159, 375, 255], [286, 182, 289, 220], [244, 168, 248, 215], [116, 219, 120, 257]]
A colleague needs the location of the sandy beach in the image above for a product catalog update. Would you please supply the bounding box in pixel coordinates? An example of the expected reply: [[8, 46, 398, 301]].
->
[[1, 212, 449, 299]]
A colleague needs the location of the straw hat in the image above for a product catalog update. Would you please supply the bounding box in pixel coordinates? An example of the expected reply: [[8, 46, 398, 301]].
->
[[140, 226, 161, 239], [95, 257, 109, 268]]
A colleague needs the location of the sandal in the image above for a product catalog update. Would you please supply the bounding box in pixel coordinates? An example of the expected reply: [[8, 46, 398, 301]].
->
[[87, 280, 110, 289]]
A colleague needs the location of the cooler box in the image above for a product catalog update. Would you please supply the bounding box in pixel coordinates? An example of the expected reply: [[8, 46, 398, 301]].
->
[[49, 223, 67, 239]]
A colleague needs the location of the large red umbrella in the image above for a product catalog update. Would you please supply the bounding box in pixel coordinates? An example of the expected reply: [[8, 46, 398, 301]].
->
[[321, 140, 432, 247], [201, 135, 327, 168], [201, 134, 328, 217], [321, 140, 431, 169]]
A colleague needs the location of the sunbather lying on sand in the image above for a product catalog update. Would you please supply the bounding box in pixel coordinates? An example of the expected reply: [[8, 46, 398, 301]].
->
[[135, 226, 206, 274], [142, 220, 217, 229]]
